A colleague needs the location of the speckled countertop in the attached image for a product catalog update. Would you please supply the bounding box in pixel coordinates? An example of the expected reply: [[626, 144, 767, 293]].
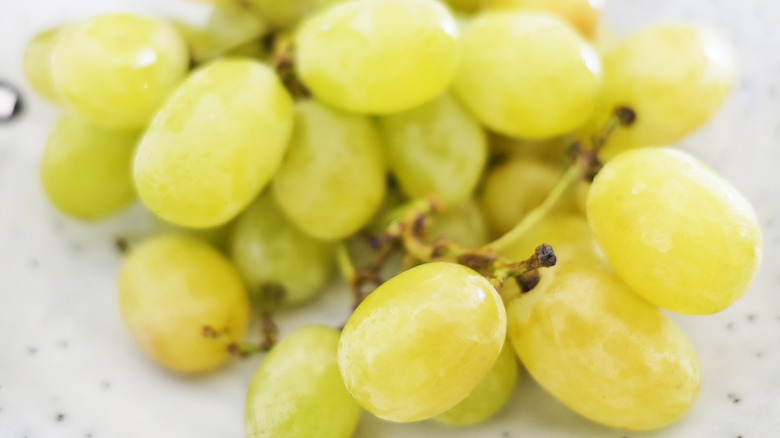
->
[[1, 1, 779, 437]]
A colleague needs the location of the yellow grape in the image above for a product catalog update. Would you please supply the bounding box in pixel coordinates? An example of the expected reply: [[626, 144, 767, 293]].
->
[[428, 198, 491, 248], [295, 0, 459, 114], [597, 25, 734, 156], [51, 13, 189, 130], [247, 0, 347, 29], [119, 235, 250, 373], [40, 113, 138, 220], [245, 325, 362, 438], [454, 11, 601, 139], [230, 192, 334, 307], [339, 262, 506, 422], [23, 25, 69, 102], [508, 262, 701, 430], [482, 0, 602, 39], [441, 0, 481, 13], [587, 148, 762, 315], [379, 93, 487, 206], [134, 58, 294, 228], [434, 339, 518, 425], [272, 100, 386, 240]]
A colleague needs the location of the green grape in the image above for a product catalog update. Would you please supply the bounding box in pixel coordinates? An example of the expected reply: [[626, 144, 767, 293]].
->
[[230, 192, 335, 307], [587, 148, 762, 315], [40, 113, 138, 220], [379, 93, 487, 206], [434, 339, 518, 425], [454, 11, 601, 139], [441, 0, 481, 13], [119, 235, 250, 373], [23, 25, 70, 102], [295, 0, 460, 114], [507, 262, 701, 430], [483, 0, 602, 39], [246, 0, 347, 29], [597, 25, 734, 156], [51, 13, 189, 130], [245, 325, 362, 438], [134, 58, 294, 228], [428, 198, 491, 248], [339, 262, 506, 422], [272, 100, 386, 240]]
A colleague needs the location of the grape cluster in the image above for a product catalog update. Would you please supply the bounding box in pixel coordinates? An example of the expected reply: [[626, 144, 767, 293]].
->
[[24, 0, 763, 436]]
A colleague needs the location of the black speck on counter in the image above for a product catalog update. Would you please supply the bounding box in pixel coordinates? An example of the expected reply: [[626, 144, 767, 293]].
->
[[0, 81, 23, 123], [27, 347, 37, 355], [726, 322, 736, 330], [747, 313, 757, 322], [55, 413, 65, 422], [728, 393, 741, 404]]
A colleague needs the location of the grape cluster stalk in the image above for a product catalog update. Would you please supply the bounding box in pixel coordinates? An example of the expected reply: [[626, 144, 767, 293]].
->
[[23, 0, 762, 436]]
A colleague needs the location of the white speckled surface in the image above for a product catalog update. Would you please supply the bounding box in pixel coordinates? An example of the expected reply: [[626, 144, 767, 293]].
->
[[1, 1, 780, 437]]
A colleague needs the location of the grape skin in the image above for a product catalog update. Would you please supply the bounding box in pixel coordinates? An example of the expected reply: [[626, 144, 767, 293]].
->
[[482, 0, 602, 39], [508, 262, 701, 430], [246, 0, 347, 29], [245, 325, 361, 438], [427, 198, 491, 248], [339, 262, 506, 422], [118, 235, 250, 373], [134, 58, 294, 228], [40, 113, 138, 220], [23, 26, 69, 102], [587, 148, 762, 315]]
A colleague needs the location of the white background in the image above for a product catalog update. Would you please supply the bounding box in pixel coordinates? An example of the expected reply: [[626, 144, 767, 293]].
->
[[1, 0, 780, 437]]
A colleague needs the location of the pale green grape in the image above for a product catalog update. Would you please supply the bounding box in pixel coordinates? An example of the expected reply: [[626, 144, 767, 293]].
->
[[295, 0, 460, 114], [230, 192, 335, 307], [51, 13, 189, 130], [23, 25, 69, 102], [428, 198, 491, 248], [597, 25, 734, 156], [40, 113, 138, 220], [272, 100, 386, 240], [434, 339, 518, 425], [119, 235, 250, 373], [339, 262, 506, 422], [134, 58, 294, 228], [442, 0, 481, 13], [245, 325, 362, 438], [454, 11, 601, 139], [587, 148, 761, 315], [379, 93, 487, 206], [483, 0, 602, 39], [247, 0, 347, 29], [507, 262, 701, 430]]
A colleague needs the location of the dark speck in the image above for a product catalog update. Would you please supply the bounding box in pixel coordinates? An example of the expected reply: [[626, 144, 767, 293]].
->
[[85, 433, 93, 438], [747, 313, 757, 322], [728, 393, 741, 404], [58, 340, 68, 349], [115, 237, 129, 254], [28, 347, 37, 355], [101, 381, 111, 390], [55, 413, 65, 422], [726, 322, 735, 330], [756, 352, 764, 359], [29, 258, 39, 269]]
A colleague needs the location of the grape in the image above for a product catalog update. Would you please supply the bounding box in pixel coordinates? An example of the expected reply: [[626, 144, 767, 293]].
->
[[23, 25, 69, 102], [379, 93, 487, 206], [427, 198, 491, 248], [507, 262, 701, 430], [482, 0, 602, 39], [434, 339, 518, 425], [245, 325, 361, 438], [597, 25, 734, 156], [339, 262, 506, 422], [246, 0, 347, 29], [40, 113, 138, 220], [587, 148, 762, 315], [51, 13, 189, 130], [441, 0, 481, 13], [118, 235, 250, 373], [230, 192, 335, 307], [272, 100, 386, 240], [295, 0, 460, 114], [454, 11, 601, 139], [134, 58, 294, 228]]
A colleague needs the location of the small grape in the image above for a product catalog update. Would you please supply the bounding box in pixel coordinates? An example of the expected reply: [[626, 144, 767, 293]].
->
[[23, 25, 69, 102], [246, 0, 347, 29], [119, 235, 250, 373], [483, 0, 602, 39], [427, 198, 492, 248]]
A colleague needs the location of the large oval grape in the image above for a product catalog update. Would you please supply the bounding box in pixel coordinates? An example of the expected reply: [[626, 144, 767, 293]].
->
[[134, 58, 294, 228], [245, 325, 361, 438], [508, 263, 701, 430], [587, 148, 761, 315], [339, 262, 506, 422], [119, 235, 250, 373], [483, 0, 602, 39]]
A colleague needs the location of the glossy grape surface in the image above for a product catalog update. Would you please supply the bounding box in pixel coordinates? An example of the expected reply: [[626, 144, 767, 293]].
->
[[23, 25, 68, 102], [483, 0, 602, 38]]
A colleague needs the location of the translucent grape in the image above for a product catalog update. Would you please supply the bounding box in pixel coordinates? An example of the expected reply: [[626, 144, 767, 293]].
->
[[454, 11, 601, 139], [119, 235, 250, 373], [272, 100, 386, 240], [587, 148, 762, 315], [434, 339, 518, 425], [23, 25, 69, 102], [597, 25, 734, 155], [427, 198, 491, 248], [134, 58, 294, 228], [507, 263, 701, 430], [295, 0, 460, 114], [40, 113, 138, 220], [483, 0, 602, 38], [339, 262, 506, 422], [246, 0, 347, 29], [230, 192, 334, 307], [441, 0, 481, 13], [379, 93, 487, 206], [51, 13, 189, 130], [245, 325, 362, 438]]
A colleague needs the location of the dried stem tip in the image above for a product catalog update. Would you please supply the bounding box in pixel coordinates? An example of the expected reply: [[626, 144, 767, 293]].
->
[[615, 106, 637, 127]]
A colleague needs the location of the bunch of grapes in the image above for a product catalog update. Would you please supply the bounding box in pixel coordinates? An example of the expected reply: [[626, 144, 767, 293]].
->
[[24, 0, 763, 436]]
